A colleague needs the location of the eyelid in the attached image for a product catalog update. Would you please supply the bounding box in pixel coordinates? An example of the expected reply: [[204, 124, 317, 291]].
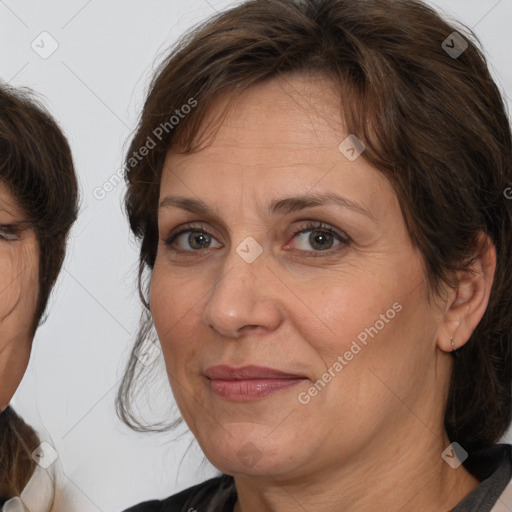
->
[[163, 220, 351, 255], [0, 224, 22, 241], [289, 221, 349, 243], [164, 222, 216, 244], [285, 221, 350, 256]]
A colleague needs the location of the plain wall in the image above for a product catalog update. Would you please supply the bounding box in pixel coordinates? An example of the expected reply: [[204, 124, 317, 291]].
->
[[1, 0, 511, 510]]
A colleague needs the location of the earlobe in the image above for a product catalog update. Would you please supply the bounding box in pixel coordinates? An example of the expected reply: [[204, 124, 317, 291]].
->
[[437, 233, 496, 353]]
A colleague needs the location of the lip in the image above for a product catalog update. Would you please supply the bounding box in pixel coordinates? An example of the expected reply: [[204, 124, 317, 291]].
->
[[204, 365, 305, 380], [204, 365, 307, 401]]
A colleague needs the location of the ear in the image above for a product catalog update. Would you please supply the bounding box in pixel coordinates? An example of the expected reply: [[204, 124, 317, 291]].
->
[[437, 232, 496, 352]]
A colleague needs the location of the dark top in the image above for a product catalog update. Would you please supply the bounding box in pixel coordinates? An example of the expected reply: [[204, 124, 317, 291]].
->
[[123, 444, 512, 512]]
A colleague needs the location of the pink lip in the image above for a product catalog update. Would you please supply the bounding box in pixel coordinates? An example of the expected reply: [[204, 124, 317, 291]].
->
[[204, 365, 307, 401]]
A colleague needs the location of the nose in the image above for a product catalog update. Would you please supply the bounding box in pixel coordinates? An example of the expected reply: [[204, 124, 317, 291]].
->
[[202, 243, 283, 339]]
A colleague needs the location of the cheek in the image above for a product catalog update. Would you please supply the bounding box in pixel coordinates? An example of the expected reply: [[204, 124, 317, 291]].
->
[[0, 349, 31, 409], [0, 243, 39, 407], [149, 264, 207, 424], [291, 262, 428, 408], [0, 242, 39, 319], [149, 263, 201, 363], [308, 275, 433, 413], [289, 270, 395, 362], [0, 251, 24, 320]]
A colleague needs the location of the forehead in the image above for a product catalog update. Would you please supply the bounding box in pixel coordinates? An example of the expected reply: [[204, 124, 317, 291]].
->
[[0, 182, 24, 219], [160, 74, 395, 217], [184, 73, 345, 157]]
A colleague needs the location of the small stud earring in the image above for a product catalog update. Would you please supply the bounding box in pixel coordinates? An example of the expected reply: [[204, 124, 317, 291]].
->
[[450, 336, 458, 357]]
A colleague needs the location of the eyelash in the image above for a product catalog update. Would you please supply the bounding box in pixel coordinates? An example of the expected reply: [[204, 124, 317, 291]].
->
[[164, 221, 350, 257], [0, 225, 20, 241]]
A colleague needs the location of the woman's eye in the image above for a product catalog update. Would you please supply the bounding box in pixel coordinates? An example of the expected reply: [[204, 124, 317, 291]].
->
[[288, 222, 350, 255], [0, 225, 20, 241], [165, 225, 222, 251], [164, 221, 349, 256]]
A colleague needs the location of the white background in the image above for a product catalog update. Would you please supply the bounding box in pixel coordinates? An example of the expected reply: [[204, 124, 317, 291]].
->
[[1, 0, 511, 510]]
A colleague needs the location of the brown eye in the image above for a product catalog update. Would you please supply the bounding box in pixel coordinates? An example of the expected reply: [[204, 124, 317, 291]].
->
[[289, 221, 350, 256], [0, 225, 20, 241]]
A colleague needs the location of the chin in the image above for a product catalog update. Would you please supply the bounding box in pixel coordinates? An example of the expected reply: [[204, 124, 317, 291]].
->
[[201, 436, 304, 478]]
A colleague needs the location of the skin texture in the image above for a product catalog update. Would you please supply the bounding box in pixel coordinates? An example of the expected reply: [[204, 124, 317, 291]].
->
[[0, 184, 39, 412], [150, 73, 496, 512]]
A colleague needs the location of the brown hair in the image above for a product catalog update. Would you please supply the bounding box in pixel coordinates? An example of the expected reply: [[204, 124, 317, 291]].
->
[[0, 408, 42, 503], [0, 84, 79, 332], [0, 84, 78, 501], [117, 0, 512, 460]]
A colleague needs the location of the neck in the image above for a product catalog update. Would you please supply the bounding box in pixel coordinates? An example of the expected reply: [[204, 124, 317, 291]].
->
[[232, 431, 479, 512]]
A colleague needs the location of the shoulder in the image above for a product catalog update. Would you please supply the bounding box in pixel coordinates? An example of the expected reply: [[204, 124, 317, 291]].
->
[[122, 475, 235, 512], [450, 443, 512, 511]]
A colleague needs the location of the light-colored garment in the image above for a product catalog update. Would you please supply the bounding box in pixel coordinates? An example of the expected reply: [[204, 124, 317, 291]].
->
[[491, 477, 512, 511], [1, 464, 55, 512]]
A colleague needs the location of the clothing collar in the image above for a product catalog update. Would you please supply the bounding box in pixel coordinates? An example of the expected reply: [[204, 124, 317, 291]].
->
[[1, 464, 54, 512], [451, 444, 512, 512]]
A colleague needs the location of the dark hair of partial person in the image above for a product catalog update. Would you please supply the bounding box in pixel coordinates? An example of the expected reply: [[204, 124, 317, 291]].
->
[[0, 84, 79, 503], [117, 0, 511, 479]]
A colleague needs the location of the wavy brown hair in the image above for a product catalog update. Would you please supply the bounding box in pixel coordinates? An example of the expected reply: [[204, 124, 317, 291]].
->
[[117, 0, 512, 464], [0, 408, 41, 503], [0, 85, 78, 502]]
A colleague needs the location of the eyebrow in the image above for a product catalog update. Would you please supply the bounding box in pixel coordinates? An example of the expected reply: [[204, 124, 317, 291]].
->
[[159, 192, 374, 220]]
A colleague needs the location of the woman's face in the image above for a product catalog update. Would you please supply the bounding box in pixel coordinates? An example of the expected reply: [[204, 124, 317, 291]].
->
[[0, 184, 39, 411], [150, 74, 454, 478]]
